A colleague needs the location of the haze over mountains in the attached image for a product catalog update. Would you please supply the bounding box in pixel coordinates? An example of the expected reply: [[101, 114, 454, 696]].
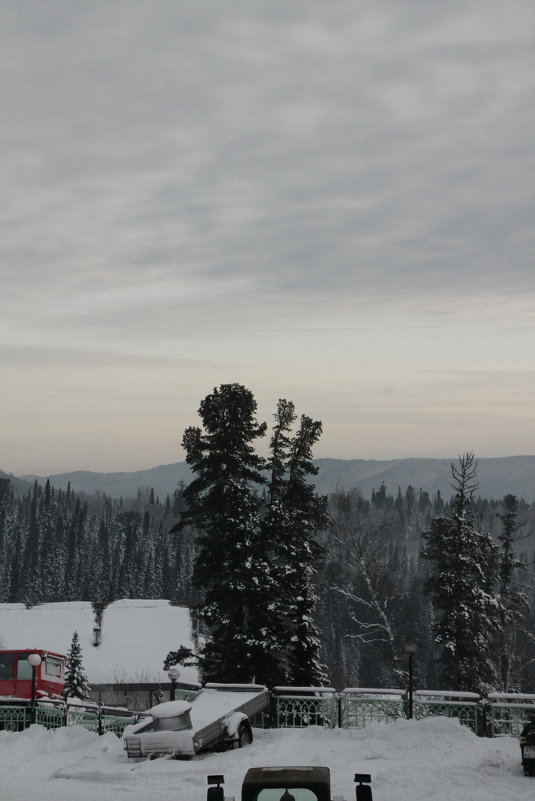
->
[[11, 455, 535, 502]]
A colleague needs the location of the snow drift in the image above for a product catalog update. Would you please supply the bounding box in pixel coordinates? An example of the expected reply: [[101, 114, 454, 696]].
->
[[0, 717, 529, 801]]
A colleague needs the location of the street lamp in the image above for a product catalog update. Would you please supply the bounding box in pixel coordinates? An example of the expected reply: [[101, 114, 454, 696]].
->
[[28, 653, 42, 725], [404, 642, 417, 720], [167, 665, 180, 701]]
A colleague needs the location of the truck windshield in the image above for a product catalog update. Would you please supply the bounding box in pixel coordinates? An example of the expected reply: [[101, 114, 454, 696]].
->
[[0, 653, 14, 680]]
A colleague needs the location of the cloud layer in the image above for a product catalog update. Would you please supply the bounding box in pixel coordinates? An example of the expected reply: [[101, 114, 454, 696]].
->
[[1, 1, 534, 472]]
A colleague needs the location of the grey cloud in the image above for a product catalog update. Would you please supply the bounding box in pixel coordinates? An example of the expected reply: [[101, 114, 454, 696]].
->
[[0, 343, 235, 370], [1, 1, 534, 336]]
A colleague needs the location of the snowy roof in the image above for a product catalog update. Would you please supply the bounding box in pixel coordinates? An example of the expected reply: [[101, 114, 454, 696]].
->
[[0, 600, 198, 685], [414, 690, 481, 700], [343, 688, 405, 696], [273, 686, 336, 694]]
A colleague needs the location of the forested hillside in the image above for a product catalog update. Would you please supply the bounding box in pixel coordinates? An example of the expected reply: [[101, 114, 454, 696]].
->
[[16, 454, 535, 503], [318, 486, 535, 692], [0, 477, 197, 607], [1, 474, 534, 691]]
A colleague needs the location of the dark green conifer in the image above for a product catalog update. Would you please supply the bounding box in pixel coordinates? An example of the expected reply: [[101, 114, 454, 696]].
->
[[63, 630, 90, 699]]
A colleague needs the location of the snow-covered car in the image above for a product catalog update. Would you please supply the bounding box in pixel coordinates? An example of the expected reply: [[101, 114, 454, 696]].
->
[[124, 683, 268, 760]]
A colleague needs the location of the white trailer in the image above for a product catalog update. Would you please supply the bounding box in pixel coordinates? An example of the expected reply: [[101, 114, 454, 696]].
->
[[123, 683, 268, 760]]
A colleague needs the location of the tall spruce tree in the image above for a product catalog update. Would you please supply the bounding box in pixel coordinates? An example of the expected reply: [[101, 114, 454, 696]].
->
[[423, 453, 500, 693], [248, 399, 299, 685], [280, 414, 329, 685], [63, 630, 90, 699], [179, 383, 267, 682], [177, 387, 329, 686]]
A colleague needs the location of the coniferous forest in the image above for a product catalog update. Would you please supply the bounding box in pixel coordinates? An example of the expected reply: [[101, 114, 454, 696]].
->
[[1, 392, 534, 694]]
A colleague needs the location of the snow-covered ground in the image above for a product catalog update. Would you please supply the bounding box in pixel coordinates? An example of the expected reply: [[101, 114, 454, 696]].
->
[[1, 602, 531, 797], [0, 717, 530, 801]]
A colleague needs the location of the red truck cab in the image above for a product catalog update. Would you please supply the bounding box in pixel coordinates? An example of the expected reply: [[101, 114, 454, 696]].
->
[[0, 649, 65, 700]]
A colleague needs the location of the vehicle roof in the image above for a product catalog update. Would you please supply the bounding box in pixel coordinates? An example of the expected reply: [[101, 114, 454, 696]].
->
[[241, 767, 331, 801], [242, 766, 330, 787], [0, 649, 65, 658]]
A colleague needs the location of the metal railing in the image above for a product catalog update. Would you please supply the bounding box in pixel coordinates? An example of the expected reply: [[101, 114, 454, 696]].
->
[[35, 705, 65, 729], [1, 689, 534, 738], [271, 689, 534, 737], [341, 688, 405, 728], [272, 687, 338, 728], [172, 687, 200, 703], [0, 705, 29, 731], [413, 691, 481, 734], [0, 701, 135, 736], [485, 694, 535, 738]]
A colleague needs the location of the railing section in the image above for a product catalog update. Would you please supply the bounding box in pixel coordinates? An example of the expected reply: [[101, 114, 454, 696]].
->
[[172, 687, 200, 703], [0, 705, 29, 731], [414, 691, 481, 734], [250, 708, 271, 729], [65, 708, 135, 735], [2, 690, 533, 738], [0, 703, 135, 736], [101, 713, 136, 736], [341, 688, 405, 728], [485, 694, 535, 738], [273, 687, 338, 728], [35, 705, 65, 729]]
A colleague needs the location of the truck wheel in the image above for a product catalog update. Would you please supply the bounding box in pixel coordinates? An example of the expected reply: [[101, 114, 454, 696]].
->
[[233, 722, 253, 748]]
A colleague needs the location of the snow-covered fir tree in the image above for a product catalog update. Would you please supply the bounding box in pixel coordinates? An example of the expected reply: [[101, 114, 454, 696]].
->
[[177, 387, 329, 686], [271, 410, 329, 685], [178, 383, 267, 682], [63, 630, 90, 699], [423, 453, 500, 693]]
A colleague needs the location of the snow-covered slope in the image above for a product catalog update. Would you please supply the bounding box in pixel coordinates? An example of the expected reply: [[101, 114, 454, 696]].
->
[[0, 600, 198, 685], [0, 717, 529, 801]]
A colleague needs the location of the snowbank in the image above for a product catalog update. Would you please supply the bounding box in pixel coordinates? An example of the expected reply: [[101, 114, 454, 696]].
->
[[0, 717, 528, 801]]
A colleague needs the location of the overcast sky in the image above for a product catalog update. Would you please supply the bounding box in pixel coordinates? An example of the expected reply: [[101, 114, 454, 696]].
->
[[1, 0, 534, 475]]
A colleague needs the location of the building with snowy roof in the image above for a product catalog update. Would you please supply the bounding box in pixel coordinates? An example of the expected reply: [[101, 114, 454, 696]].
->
[[0, 599, 199, 708]]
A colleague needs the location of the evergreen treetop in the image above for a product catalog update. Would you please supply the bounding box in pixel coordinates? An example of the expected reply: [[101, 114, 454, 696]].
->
[[63, 630, 90, 700]]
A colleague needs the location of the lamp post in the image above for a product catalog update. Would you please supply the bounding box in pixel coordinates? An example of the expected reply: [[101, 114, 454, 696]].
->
[[28, 653, 42, 725], [404, 642, 417, 720], [167, 666, 180, 702]]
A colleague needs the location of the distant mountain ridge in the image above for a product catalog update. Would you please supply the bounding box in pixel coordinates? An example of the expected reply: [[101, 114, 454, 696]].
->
[[0, 469, 34, 497], [16, 455, 535, 502]]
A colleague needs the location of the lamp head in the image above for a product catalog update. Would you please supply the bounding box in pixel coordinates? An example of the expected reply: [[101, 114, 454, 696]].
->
[[28, 653, 42, 668]]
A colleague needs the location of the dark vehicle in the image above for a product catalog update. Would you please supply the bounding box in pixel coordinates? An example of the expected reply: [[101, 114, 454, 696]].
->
[[206, 767, 373, 801], [520, 718, 535, 777]]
